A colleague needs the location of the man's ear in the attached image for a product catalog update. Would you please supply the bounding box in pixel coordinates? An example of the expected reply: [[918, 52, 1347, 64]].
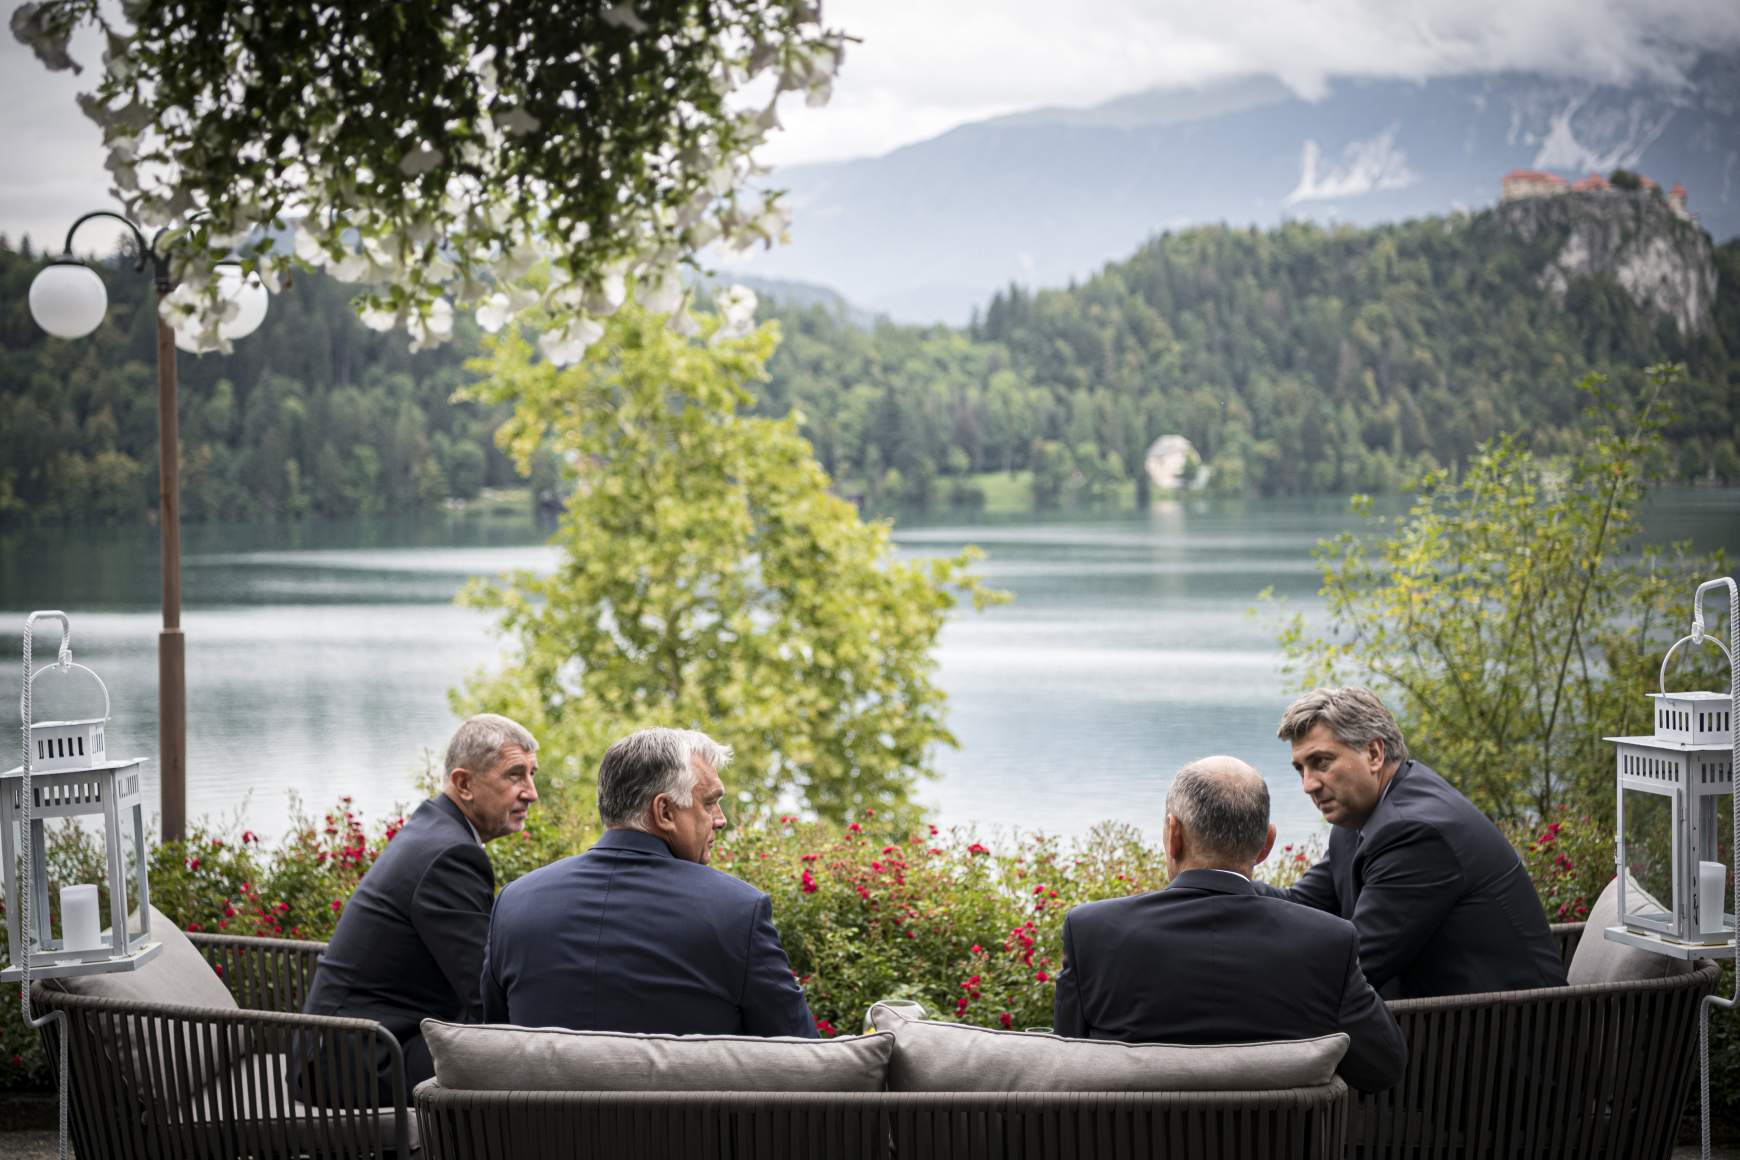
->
[[646, 793, 673, 833], [448, 768, 473, 802], [1255, 822, 1277, 865], [1365, 738, 1386, 774], [1164, 814, 1184, 864]]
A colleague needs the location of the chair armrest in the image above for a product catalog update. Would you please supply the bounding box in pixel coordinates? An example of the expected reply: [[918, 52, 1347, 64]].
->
[[187, 931, 328, 1014], [1382, 957, 1719, 1016]]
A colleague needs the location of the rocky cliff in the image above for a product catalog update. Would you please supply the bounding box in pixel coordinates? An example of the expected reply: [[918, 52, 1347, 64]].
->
[[1499, 192, 1717, 336]]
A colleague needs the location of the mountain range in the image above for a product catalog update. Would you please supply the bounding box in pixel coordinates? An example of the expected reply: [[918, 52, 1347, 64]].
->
[[728, 56, 1740, 324]]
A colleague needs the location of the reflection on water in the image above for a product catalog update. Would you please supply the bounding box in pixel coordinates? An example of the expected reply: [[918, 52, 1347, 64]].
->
[[1, 491, 1735, 853]]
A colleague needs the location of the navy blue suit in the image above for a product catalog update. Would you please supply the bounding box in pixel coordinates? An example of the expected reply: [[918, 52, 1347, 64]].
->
[[298, 794, 493, 1103], [482, 828, 816, 1037], [1054, 869, 1407, 1093], [1260, 760, 1566, 999]]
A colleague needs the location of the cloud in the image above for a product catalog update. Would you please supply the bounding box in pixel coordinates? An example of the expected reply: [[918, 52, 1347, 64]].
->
[[1284, 124, 1420, 205], [758, 0, 1740, 166]]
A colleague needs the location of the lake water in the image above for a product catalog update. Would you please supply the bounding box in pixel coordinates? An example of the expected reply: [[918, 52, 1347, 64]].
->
[[1, 490, 1735, 853]]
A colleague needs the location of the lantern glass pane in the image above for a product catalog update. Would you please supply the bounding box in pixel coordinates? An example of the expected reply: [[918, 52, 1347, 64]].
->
[[119, 803, 144, 946], [1621, 787, 1675, 927], [1700, 793, 1734, 932]]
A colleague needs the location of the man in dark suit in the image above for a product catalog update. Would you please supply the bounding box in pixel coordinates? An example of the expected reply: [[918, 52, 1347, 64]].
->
[[1053, 756, 1405, 1092], [297, 713, 539, 1104], [482, 727, 815, 1037], [1260, 687, 1565, 998]]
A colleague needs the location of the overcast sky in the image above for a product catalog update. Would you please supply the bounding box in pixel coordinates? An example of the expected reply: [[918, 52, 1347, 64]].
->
[[4, 0, 1739, 252]]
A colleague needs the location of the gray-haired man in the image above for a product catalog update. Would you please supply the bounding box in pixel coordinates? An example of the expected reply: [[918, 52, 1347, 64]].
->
[[299, 713, 540, 1103], [1259, 686, 1565, 998], [1053, 757, 1406, 1092], [482, 726, 816, 1036]]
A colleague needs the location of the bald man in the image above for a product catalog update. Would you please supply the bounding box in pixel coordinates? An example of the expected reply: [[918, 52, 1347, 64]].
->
[[1052, 756, 1406, 1093]]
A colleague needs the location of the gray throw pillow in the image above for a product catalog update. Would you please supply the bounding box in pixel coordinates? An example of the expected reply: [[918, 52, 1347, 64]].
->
[[867, 1002, 1347, 1092], [39, 905, 236, 1112], [422, 1020, 894, 1092], [1566, 876, 1697, 985], [43, 904, 236, 1011]]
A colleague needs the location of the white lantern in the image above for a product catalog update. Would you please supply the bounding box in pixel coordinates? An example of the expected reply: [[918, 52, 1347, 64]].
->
[[1604, 579, 1737, 960], [1, 612, 160, 982]]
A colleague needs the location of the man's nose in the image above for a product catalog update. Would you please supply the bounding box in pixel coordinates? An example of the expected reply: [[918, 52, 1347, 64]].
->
[[1300, 772, 1321, 794], [523, 777, 540, 802]]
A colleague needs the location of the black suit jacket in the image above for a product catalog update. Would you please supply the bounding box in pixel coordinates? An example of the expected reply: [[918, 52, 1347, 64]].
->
[[482, 828, 816, 1037], [1264, 760, 1566, 999], [299, 794, 494, 1100], [1053, 869, 1407, 1093]]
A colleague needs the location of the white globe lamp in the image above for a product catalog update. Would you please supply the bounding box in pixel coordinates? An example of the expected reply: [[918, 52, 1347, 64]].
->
[[28, 261, 109, 339], [217, 265, 269, 340], [173, 265, 270, 353]]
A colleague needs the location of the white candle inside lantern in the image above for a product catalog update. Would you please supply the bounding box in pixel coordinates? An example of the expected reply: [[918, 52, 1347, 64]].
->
[[1699, 862, 1728, 935], [60, 884, 100, 952]]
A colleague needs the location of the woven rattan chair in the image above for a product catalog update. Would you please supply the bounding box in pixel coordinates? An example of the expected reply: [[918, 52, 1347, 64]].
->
[[413, 1082, 1351, 1159], [1348, 921, 1722, 1159], [31, 931, 413, 1158]]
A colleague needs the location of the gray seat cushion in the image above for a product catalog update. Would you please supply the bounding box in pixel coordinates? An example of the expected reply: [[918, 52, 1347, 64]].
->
[[422, 1019, 894, 1093], [867, 1002, 1348, 1092], [189, 1052, 418, 1154], [1567, 876, 1697, 985]]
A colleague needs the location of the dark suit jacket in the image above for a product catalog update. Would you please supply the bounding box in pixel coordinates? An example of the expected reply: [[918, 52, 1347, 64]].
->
[[1053, 869, 1407, 1093], [482, 828, 816, 1037], [1263, 760, 1566, 999], [298, 794, 493, 1101]]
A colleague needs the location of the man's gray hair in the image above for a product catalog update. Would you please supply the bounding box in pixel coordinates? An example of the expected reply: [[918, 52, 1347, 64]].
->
[[444, 713, 538, 781], [1166, 757, 1271, 864], [1276, 686, 1410, 766], [598, 727, 734, 827]]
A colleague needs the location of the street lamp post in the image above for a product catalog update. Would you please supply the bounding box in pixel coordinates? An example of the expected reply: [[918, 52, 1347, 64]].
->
[[27, 211, 268, 843]]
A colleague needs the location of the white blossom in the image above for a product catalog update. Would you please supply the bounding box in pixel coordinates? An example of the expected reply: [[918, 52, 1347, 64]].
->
[[710, 284, 758, 344], [475, 292, 514, 333], [492, 107, 541, 136], [601, 3, 649, 34], [636, 268, 684, 315], [397, 146, 445, 177], [408, 298, 454, 351], [359, 303, 400, 331], [10, 3, 80, 73], [539, 317, 605, 367]]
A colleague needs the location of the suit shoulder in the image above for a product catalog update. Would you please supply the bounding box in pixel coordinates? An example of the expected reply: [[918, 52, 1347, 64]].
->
[[1253, 892, 1358, 941], [1063, 892, 1154, 932], [688, 862, 770, 907]]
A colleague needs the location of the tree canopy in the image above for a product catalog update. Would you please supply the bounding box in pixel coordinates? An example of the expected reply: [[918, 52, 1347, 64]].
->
[[454, 300, 1005, 823], [13, 0, 846, 354], [1275, 366, 1729, 822]]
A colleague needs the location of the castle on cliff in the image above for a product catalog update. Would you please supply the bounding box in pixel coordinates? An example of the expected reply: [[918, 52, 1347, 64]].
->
[[1501, 169, 1694, 223]]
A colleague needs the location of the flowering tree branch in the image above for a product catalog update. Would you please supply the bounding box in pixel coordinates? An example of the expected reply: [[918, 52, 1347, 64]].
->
[[12, 0, 847, 360]]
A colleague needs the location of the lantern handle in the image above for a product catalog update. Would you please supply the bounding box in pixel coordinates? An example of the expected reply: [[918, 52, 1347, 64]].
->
[[1662, 577, 1739, 697], [25, 662, 112, 725], [1660, 633, 1732, 698]]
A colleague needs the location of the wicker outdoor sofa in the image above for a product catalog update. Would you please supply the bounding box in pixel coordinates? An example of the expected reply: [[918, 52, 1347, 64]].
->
[[29, 911, 1721, 1160]]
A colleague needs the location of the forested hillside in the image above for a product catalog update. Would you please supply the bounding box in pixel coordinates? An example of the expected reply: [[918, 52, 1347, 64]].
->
[[760, 192, 1740, 507], [3, 190, 1736, 526], [0, 237, 519, 524]]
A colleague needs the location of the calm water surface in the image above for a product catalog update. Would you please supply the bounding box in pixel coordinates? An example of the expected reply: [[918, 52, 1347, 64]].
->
[[1, 491, 1735, 852]]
